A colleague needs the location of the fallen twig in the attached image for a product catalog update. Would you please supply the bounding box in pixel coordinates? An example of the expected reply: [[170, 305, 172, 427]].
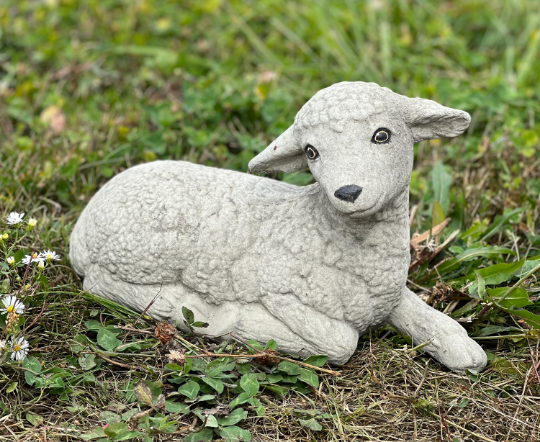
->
[[96, 352, 148, 372], [180, 350, 340, 375], [230, 333, 340, 375], [21, 301, 50, 334], [132, 283, 164, 327], [530, 349, 540, 386], [114, 325, 153, 334], [123, 284, 164, 343]]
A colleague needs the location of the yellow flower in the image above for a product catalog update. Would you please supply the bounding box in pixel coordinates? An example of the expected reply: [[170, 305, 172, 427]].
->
[[27, 218, 37, 230]]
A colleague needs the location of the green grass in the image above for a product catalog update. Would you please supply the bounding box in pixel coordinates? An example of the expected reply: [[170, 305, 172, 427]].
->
[[0, 0, 539, 440]]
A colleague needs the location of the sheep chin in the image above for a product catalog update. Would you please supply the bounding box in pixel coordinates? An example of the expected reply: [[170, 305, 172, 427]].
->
[[344, 199, 384, 219], [325, 189, 386, 219]]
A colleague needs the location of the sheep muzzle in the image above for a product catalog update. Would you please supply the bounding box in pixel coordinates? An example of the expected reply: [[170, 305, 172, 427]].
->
[[334, 185, 363, 203]]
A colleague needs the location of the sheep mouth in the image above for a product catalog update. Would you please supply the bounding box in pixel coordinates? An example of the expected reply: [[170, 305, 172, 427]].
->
[[347, 199, 383, 218]]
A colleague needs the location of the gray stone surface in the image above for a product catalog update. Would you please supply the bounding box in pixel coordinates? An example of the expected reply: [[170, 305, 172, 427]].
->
[[70, 81, 487, 372]]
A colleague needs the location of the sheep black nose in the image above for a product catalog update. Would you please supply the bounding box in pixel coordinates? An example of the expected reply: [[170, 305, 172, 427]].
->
[[334, 185, 363, 203]]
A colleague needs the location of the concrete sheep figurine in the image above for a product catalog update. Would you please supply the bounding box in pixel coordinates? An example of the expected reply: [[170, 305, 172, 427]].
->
[[70, 81, 487, 372]]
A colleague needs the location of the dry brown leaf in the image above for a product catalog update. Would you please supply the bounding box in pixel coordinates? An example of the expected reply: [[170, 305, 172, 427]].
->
[[167, 349, 186, 364], [40, 105, 66, 135], [258, 348, 281, 367], [155, 321, 176, 344], [410, 217, 451, 251], [133, 381, 154, 407], [202, 404, 230, 417]]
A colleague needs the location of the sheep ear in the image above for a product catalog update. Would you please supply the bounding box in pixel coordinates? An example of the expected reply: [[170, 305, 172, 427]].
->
[[248, 125, 307, 173], [404, 97, 471, 143]]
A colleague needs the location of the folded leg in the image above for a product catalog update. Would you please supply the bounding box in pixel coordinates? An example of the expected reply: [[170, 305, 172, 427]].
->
[[258, 293, 359, 364]]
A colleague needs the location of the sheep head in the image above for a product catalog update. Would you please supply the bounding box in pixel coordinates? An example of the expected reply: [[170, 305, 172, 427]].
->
[[249, 82, 470, 218]]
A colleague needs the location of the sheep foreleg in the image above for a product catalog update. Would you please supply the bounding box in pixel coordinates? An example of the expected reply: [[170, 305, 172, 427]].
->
[[388, 287, 487, 372]]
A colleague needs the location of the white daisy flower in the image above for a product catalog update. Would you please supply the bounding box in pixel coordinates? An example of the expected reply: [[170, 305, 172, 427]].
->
[[1, 295, 25, 315], [22, 252, 45, 265], [0, 340, 6, 351], [10, 337, 29, 361], [39, 249, 60, 261], [6, 212, 25, 225]]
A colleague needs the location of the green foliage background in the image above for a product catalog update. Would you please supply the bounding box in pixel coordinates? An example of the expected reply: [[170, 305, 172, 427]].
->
[[1, 0, 539, 217]]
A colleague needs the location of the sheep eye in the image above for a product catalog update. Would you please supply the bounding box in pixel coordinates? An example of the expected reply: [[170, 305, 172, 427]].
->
[[372, 128, 391, 144], [305, 145, 319, 160]]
